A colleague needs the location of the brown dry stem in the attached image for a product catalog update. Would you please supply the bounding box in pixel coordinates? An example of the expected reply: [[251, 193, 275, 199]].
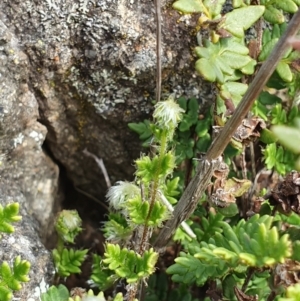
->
[[154, 8, 300, 249]]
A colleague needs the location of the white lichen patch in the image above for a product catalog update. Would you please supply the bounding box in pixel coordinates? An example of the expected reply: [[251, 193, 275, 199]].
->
[[8, 236, 16, 244], [79, 0, 91, 14], [44, 0, 59, 10], [29, 277, 48, 301], [65, 65, 136, 114], [29, 131, 44, 143], [13, 133, 24, 148]]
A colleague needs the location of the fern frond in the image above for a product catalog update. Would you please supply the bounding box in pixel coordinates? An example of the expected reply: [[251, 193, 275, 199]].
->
[[166, 252, 227, 286], [127, 197, 169, 227], [52, 248, 88, 277], [0, 256, 30, 301], [90, 254, 117, 290], [161, 177, 180, 205], [103, 244, 158, 283], [168, 214, 292, 285]]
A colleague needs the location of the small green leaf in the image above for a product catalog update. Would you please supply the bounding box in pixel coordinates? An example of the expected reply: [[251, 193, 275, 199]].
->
[[195, 39, 253, 83], [0, 286, 12, 301], [252, 101, 268, 121], [179, 98, 199, 131], [196, 133, 211, 152], [260, 128, 278, 144], [275, 0, 298, 13], [223, 274, 238, 300], [162, 177, 180, 205], [219, 6, 265, 37], [292, 241, 300, 261], [272, 125, 300, 153], [271, 104, 287, 125], [271, 24, 281, 39], [233, 0, 245, 8], [259, 39, 279, 61], [279, 283, 300, 301], [0, 203, 22, 234], [276, 61, 293, 82], [218, 203, 239, 217], [263, 6, 285, 24], [53, 248, 87, 277], [262, 143, 276, 170], [258, 91, 282, 105], [195, 58, 219, 82], [173, 0, 205, 13], [220, 82, 248, 107], [128, 120, 152, 141], [240, 59, 256, 74], [41, 284, 70, 301], [13, 256, 30, 283], [203, 0, 226, 18]]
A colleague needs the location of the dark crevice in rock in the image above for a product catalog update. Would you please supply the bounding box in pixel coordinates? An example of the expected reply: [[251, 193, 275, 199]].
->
[[41, 138, 107, 248], [41, 139, 107, 289]]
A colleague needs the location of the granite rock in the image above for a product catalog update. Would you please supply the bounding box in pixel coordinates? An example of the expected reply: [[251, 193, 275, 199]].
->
[[0, 0, 212, 298]]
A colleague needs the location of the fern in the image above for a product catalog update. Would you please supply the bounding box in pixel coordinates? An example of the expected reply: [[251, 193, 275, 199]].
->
[[52, 248, 88, 277], [0, 203, 30, 301], [167, 215, 291, 285], [102, 244, 158, 283], [167, 252, 227, 286], [194, 212, 226, 243], [0, 256, 30, 301], [127, 197, 169, 226], [89, 254, 117, 290], [161, 177, 180, 205]]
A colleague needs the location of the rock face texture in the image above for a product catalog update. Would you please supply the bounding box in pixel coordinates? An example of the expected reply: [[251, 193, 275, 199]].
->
[[0, 0, 208, 299], [0, 19, 57, 300]]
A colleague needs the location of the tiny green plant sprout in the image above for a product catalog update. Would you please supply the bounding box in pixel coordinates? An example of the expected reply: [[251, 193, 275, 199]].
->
[[52, 210, 88, 279], [0, 203, 30, 301], [41, 283, 128, 301]]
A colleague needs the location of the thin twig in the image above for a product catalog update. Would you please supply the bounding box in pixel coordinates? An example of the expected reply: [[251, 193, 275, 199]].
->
[[74, 185, 109, 211], [158, 190, 196, 238], [206, 9, 300, 161], [154, 8, 300, 249], [83, 148, 111, 188], [242, 267, 255, 291], [155, 0, 162, 102]]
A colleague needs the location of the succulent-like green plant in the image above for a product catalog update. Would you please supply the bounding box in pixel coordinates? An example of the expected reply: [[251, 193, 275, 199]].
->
[[52, 210, 88, 278], [0, 203, 30, 301], [41, 284, 130, 301]]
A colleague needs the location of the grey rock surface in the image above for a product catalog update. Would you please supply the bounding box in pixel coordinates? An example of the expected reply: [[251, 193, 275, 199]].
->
[[0, 182, 54, 301], [0, 19, 56, 300], [1, 0, 211, 200]]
